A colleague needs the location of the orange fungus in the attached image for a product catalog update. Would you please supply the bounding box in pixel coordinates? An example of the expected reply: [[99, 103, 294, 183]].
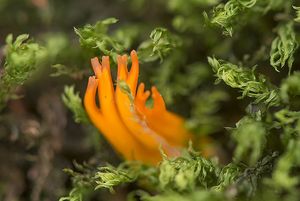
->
[[84, 50, 194, 165]]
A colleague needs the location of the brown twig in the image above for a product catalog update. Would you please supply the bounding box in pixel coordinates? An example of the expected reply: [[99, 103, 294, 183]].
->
[[29, 92, 67, 201]]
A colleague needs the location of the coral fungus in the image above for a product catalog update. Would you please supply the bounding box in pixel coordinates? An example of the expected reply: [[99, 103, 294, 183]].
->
[[84, 50, 193, 165]]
